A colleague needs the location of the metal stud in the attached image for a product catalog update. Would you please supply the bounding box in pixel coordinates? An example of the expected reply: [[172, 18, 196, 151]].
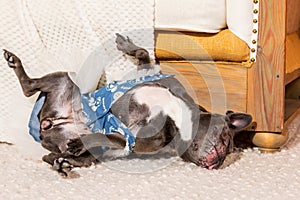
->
[[251, 48, 256, 53], [253, 0, 259, 4], [253, 29, 258, 34], [253, 9, 258, 14], [251, 58, 256, 62], [252, 40, 257, 44], [253, 19, 258, 23]]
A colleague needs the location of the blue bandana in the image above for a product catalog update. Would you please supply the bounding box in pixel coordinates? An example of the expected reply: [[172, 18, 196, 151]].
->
[[28, 74, 172, 151]]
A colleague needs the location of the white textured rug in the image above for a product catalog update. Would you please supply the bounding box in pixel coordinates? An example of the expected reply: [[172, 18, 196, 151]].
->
[[0, 115, 299, 200]]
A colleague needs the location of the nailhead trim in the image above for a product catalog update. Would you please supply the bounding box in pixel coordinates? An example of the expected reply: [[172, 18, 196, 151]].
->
[[250, 0, 259, 63]]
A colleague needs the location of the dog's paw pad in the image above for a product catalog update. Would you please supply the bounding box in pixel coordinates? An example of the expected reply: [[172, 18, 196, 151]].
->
[[8, 55, 13, 63], [53, 158, 80, 178], [53, 158, 73, 171]]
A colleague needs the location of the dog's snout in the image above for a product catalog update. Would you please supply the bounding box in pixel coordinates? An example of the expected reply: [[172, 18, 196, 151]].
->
[[39, 135, 44, 140]]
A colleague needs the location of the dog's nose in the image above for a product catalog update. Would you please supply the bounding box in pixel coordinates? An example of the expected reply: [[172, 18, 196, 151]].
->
[[39, 135, 44, 140]]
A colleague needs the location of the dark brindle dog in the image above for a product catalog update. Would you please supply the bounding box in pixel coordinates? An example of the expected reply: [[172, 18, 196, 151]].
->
[[3, 34, 252, 177]]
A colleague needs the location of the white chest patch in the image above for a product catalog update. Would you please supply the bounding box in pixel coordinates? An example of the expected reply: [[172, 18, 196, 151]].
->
[[133, 86, 193, 141]]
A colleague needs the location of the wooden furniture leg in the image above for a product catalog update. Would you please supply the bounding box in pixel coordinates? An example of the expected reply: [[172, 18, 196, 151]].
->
[[248, 0, 289, 151]]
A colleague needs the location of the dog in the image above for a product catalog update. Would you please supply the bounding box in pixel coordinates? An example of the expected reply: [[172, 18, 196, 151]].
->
[[3, 34, 252, 177]]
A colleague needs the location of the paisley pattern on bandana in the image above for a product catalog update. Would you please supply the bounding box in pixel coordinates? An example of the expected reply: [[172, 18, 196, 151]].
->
[[28, 74, 173, 151]]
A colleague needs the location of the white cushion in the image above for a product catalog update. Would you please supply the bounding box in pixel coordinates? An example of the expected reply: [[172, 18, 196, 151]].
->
[[155, 0, 226, 33], [226, 0, 255, 46]]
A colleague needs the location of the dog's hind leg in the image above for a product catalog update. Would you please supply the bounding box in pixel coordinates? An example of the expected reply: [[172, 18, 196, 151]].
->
[[3, 50, 69, 97], [3, 50, 73, 97], [3, 49, 41, 97], [115, 33, 152, 70]]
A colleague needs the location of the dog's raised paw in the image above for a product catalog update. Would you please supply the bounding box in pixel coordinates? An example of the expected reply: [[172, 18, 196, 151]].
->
[[115, 33, 134, 54], [3, 49, 21, 68]]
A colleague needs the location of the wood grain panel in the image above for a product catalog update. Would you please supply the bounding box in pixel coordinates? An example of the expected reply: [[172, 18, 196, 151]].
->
[[247, 0, 286, 132], [161, 61, 247, 114]]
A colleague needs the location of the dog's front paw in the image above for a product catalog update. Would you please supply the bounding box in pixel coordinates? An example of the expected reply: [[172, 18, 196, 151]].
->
[[53, 158, 80, 178], [67, 138, 87, 156], [3, 49, 21, 68]]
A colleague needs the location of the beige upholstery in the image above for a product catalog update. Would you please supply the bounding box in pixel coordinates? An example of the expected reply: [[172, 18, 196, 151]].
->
[[155, 29, 250, 66]]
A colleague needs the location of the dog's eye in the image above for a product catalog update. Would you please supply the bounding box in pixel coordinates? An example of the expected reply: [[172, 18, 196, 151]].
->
[[192, 143, 198, 151]]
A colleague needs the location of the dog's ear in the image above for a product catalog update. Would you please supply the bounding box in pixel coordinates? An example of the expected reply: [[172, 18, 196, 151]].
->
[[226, 111, 252, 132]]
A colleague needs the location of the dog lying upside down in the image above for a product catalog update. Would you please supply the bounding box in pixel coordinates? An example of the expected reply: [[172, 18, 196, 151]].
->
[[3, 34, 252, 177]]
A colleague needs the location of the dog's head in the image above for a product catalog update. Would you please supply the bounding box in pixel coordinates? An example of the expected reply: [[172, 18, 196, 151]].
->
[[180, 111, 252, 169], [40, 120, 90, 154]]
